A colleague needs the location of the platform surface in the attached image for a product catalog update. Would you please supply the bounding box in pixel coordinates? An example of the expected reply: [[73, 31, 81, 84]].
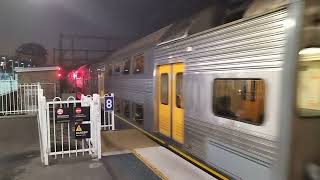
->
[[102, 153, 161, 180], [134, 146, 217, 180], [101, 129, 159, 156]]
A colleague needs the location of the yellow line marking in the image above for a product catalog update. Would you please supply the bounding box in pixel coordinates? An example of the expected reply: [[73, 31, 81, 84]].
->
[[168, 145, 229, 180], [115, 114, 229, 180], [115, 114, 165, 144], [132, 149, 168, 180]]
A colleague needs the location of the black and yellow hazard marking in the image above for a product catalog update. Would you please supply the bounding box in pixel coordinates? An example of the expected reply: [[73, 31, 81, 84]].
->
[[132, 149, 168, 180], [76, 125, 82, 131], [114, 114, 229, 180]]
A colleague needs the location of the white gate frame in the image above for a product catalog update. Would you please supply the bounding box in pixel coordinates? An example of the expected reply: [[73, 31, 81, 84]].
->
[[38, 94, 102, 165]]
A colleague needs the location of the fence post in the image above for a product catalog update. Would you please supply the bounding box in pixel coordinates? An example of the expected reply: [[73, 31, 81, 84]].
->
[[92, 94, 101, 159], [36, 84, 49, 165], [111, 93, 115, 131], [37, 87, 44, 164]]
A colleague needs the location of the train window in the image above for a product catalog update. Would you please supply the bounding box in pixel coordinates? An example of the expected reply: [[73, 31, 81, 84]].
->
[[213, 79, 265, 125], [161, 73, 169, 105], [297, 48, 320, 118], [133, 54, 144, 73], [115, 97, 121, 114], [123, 99, 130, 118], [114, 64, 121, 73], [176, 73, 183, 108], [123, 59, 130, 74], [132, 103, 144, 125], [108, 64, 112, 76]]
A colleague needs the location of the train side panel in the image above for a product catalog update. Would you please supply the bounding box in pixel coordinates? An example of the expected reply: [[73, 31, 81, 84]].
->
[[154, 8, 289, 180]]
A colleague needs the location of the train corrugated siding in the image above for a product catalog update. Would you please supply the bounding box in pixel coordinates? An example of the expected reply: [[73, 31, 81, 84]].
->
[[154, 8, 288, 169]]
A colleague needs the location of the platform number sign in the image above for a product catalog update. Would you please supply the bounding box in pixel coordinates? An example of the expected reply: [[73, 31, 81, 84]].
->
[[104, 95, 114, 112]]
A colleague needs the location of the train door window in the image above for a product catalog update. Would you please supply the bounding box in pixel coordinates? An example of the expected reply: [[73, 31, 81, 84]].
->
[[176, 73, 183, 108], [297, 48, 320, 117], [133, 54, 144, 73], [133, 103, 144, 125], [123, 58, 131, 74], [115, 98, 121, 114], [213, 79, 265, 125], [161, 73, 169, 105], [123, 99, 130, 118]]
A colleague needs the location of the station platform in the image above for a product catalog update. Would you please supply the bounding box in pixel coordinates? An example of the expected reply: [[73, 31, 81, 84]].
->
[[101, 129, 216, 180]]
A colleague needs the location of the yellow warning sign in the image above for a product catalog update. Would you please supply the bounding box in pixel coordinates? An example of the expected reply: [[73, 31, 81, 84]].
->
[[76, 125, 82, 132], [75, 123, 90, 139]]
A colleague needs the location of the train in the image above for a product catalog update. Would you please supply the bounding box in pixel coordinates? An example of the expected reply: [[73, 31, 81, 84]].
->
[[87, 0, 320, 179]]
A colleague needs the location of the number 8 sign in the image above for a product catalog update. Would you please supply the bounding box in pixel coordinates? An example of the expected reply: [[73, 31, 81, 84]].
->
[[104, 95, 114, 112]]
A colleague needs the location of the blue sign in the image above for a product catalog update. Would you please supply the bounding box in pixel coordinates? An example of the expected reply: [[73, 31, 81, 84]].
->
[[104, 96, 114, 111]]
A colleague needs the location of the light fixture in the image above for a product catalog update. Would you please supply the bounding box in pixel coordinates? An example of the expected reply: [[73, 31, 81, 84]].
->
[[299, 47, 320, 55], [186, 47, 193, 52]]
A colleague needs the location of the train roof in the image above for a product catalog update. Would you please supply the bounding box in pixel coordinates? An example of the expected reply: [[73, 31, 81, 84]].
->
[[105, 25, 171, 61], [102, 0, 290, 63]]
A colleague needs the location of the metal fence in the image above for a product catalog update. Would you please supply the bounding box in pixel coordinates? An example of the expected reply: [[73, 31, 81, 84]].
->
[[38, 94, 102, 165], [0, 80, 18, 96], [0, 83, 40, 115]]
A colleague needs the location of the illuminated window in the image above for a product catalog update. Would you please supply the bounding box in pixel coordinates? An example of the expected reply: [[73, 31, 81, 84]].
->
[[123, 59, 130, 74], [213, 79, 265, 125], [176, 73, 183, 108], [133, 54, 144, 73], [297, 48, 320, 117], [132, 103, 144, 125], [161, 73, 169, 105]]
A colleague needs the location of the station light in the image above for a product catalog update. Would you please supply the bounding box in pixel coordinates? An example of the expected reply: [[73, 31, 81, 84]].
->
[[299, 47, 320, 55]]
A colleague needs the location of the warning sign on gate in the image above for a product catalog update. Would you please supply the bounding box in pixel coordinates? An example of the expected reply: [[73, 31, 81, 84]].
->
[[73, 107, 90, 122], [55, 107, 72, 123], [75, 123, 91, 139]]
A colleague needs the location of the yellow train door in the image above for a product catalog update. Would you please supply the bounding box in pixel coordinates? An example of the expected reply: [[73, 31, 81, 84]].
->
[[158, 63, 184, 144]]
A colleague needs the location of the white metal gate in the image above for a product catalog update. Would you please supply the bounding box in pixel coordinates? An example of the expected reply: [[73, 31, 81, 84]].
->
[[38, 94, 102, 165]]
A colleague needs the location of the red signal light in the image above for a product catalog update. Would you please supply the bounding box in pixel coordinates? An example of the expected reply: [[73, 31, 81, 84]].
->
[[58, 73, 62, 77]]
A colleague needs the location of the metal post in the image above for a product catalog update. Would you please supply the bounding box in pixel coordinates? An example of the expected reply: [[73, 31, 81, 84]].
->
[[93, 94, 102, 159], [111, 93, 115, 130]]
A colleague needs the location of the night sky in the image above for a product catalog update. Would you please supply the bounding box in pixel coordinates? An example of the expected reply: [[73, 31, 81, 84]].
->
[[0, 0, 214, 64]]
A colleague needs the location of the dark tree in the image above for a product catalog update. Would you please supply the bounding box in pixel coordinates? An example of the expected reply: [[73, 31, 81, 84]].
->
[[16, 43, 47, 66]]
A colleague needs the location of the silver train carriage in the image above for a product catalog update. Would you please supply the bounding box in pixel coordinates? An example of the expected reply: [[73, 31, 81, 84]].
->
[[93, 0, 320, 179]]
